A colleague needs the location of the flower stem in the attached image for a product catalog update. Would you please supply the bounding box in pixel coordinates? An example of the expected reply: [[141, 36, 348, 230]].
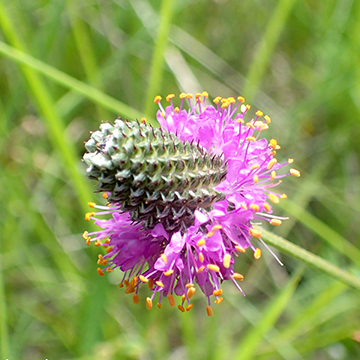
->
[[258, 227, 360, 292]]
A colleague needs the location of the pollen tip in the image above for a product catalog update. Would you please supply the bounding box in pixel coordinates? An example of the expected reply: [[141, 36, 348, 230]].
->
[[290, 168, 301, 177], [97, 268, 105, 276], [167, 293, 175, 307], [154, 95, 162, 104], [146, 297, 153, 310], [178, 305, 185, 313], [237, 96, 245, 103], [133, 294, 139, 304], [206, 305, 213, 316], [223, 253, 231, 268], [254, 248, 262, 260], [102, 193, 108, 199]]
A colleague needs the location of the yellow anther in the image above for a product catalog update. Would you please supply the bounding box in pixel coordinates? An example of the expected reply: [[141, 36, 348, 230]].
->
[[105, 267, 112, 273], [249, 228, 262, 238], [133, 294, 139, 304], [104, 239, 110, 244], [233, 273, 244, 281], [246, 104, 251, 111], [141, 117, 147, 123], [269, 194, 280, 204], [237, 96, 245, 103], [290, 168, 301, 177], [118, 282, 124, 288], [167, 293, 175, 307], [241, 202, 248, 211], [207, 264, 220, 272], [214, 297, 223, 305], [97, 268, 104, 276], [161, 254, 168, 264], [246, 136, 256, 142], [195, 92, 202, 100], [236, 118, 245, 123], [146, 297, 152, 310], [212, 225, 222, 231], [221, 98, 228, 103], [185, 283, 195, 288], [97, 257, 108, 266], [164, 270, 174, 276], [186, 93, 193, 99], [227, 97, 236, 103], [86, 238, 91, 246], [251, 164, 260, 170], [106, 247, 113, 253], [253, 175, 259, 183], [186, 304, 193, 311], [148, 279, 154, 289], [157, 303, 162, 309], [124, 285, 135, 294], [263, 203, 271, 213], [197, 266, 205, 273], [235, 245, 246, 253], [281, 193, 288, 199], [154, 95, 162, 104], [179, 92, 187, 99], [213, 96, 222, 104], [223, 253, 231, 268], [85, 212, 95, 221], [102, 193, 108, 199], [181, 295, 186, 302], [87, 202, 96, 208], [199, 252, 204, 263], [124, 280, 130, 287], [206, 231, 214, 237], [246, 122, 255, 129], [221, 101, 229, 109], [160, 111, 165, 117], [288, 158, 294, 163], [271, 151, 277, 155], [82, 231, 89, 239], [254, 248, 262, 260], [166, 94, 175, 101], [270, 219, 282, 226], [267, 158, 278, 170], [178, 305, 185, 313], [139, 275, 148, 283], [206, 305, 213, 316], [94, 240, 102, 246], [174, 106, 180, 113], [250, 204, 260, 212], [197, 239, 206, 247], [156, 281, 164, 288], [213, 289, 223, 296], [187, 287, 196, 299], [271, 170, 276, 180], [256, 110, 263, 117], [264, 115, 271, 123], [258, 123, 269, 131], [202, 91, 209, 98], [270, 139, 277, 149], [131, 276, 138, 286]]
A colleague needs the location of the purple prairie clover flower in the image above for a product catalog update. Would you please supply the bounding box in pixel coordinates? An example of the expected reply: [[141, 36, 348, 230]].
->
[[82, 91, 300, 316]]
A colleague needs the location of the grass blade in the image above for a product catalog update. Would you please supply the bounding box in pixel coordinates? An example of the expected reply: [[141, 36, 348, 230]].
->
[[259, 228, 360, 292]]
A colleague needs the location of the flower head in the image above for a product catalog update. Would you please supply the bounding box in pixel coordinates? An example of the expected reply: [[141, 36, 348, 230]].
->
[[83, 92, 300, 315]]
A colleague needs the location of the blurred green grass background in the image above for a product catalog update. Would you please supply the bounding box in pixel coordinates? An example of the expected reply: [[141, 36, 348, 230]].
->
[[0, 0, 359, 359]]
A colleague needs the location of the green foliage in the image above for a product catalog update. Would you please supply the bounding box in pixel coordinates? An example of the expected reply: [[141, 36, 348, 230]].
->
[[0, 0, 359, 359]]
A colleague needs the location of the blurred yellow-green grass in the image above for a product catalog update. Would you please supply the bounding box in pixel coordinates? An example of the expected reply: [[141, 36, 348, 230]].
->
[[0, 0, 359, 359]]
